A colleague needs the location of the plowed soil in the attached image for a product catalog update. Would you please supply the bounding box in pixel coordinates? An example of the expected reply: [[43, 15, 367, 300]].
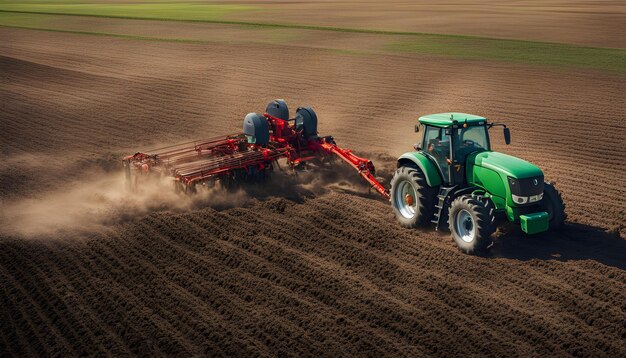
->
[[1, 26, 625, 356]]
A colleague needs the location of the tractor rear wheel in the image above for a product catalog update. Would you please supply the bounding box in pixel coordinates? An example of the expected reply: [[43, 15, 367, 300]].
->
[[539, 183, 566, 229], [390, 166, 437, 228], [448, 195, 495, 254]]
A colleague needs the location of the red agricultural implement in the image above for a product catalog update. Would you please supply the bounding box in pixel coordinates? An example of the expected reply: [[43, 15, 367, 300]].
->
[[123, 99, 389, 198]]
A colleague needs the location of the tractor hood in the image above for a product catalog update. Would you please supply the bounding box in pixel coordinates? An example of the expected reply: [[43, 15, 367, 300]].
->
[[470, 151, 542, 179]]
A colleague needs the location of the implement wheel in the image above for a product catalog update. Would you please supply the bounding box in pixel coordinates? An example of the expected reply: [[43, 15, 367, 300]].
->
[[390, 166, 437, 228], [448, 195, 495, 254]]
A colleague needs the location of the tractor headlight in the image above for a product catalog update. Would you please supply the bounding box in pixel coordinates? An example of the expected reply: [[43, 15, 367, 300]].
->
[[511, 193, 543, 204], [512, 194, 528, 204]]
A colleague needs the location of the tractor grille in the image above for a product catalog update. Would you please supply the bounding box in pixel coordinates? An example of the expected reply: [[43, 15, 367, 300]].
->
[[508, 176, 544, 196]]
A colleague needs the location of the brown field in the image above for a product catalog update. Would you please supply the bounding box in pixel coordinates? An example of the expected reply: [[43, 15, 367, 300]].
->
[[227, 0, 626, 48], [1, 4, 626, 356]]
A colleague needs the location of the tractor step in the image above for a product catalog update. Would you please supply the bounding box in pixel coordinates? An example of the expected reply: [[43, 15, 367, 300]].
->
[[431, 186, 456, 230]]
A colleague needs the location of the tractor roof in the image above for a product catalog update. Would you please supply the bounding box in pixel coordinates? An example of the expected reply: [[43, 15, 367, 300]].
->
[[418, 113, 487, 127]]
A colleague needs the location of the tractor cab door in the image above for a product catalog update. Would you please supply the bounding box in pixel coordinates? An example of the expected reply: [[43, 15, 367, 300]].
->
[[422, 125, 451, 183]]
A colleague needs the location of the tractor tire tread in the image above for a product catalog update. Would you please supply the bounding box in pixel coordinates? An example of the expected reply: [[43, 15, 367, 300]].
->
[[449, 194, 496, 254], [541, 183, 567, 229], [390, 165, 437, 228]]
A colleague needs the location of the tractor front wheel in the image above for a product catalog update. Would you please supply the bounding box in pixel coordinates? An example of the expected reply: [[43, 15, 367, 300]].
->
[[448, 195, 495, 254], [539, 183, 566, 229], [390, 166, 437, 228]]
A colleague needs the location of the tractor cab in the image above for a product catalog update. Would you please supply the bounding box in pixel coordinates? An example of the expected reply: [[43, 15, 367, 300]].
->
[[416, 113, 508, 185]]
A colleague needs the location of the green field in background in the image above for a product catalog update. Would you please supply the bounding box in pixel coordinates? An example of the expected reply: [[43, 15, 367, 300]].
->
[[387, 38, 626, 74], [0, 1, 624, 74], [0, 1, 256, 21]]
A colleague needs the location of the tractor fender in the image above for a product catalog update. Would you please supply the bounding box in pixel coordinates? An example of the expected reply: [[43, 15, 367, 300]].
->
[[397, 152, 443, 187]]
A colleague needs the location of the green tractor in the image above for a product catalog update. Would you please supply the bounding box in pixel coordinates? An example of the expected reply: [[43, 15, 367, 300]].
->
[[390, 113, 566, 254]]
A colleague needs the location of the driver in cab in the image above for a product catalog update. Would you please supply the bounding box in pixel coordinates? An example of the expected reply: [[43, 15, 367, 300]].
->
[[427, 136, 451, 178]]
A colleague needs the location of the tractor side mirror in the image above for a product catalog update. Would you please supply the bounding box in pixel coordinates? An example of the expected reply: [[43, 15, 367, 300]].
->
[[504, 127, 511, 145], [414, 124, 420, 133]]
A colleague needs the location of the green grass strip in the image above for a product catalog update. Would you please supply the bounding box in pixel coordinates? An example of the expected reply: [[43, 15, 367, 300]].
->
[[0, 23, 212, 43], [387, 38, 626, 73], [0, 4, 255, 21]]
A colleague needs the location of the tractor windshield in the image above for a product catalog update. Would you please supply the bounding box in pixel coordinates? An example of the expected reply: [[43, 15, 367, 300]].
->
[[454, 125, 489, 161]]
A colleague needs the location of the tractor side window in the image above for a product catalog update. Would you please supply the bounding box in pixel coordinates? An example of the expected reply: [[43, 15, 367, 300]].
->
[[422, 126, 439, 149], [423, 126, 450, 181]]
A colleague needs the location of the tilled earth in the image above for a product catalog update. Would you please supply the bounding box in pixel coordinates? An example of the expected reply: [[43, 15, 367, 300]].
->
[[0, 28, 625, 356]]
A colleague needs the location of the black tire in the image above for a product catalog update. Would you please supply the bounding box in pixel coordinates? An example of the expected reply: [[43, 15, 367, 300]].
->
[[390, 165, 437, 228], [448, 195, 495, 254], [539, 183, 566, 229]]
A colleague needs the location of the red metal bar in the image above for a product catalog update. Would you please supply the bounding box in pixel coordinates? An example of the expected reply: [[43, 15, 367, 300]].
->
[[320, 142, 390, 199], [124, 135, 248, 172], [178, 148, 288, 184]]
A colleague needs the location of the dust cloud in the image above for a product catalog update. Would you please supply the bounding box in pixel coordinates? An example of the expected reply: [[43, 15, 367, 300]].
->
[[0, 157, 383, 237], [0, 170, 247, 237]]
